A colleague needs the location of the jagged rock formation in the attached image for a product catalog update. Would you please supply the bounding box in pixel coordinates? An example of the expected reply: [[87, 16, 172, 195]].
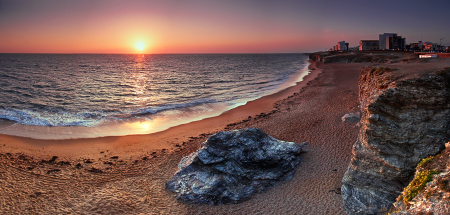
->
[[341, 67, 450, 214], [165, 128, 307, 205], [391, 142, 450, 214]]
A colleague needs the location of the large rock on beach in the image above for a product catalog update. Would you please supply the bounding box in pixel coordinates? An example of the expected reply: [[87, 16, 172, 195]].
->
[[165, 127, 307, 205], [342, 67, 450, 214]]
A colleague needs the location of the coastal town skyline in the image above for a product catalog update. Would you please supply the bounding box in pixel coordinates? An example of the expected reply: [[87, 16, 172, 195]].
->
[[1, 0, 449, 54]]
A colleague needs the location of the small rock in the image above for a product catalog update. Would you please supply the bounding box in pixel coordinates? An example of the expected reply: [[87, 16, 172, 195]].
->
[[341, 113, 361, 122], [35, 191, 44, 196], [57, 161, 71, 165], [88, 168, 103, 173], [47, 169, 61, 174], [41, 156, 58, 164]]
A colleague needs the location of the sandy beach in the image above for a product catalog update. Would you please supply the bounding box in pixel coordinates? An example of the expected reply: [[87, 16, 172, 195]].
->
[[0, 59, 369, 214], [1, 0, 448, 213]]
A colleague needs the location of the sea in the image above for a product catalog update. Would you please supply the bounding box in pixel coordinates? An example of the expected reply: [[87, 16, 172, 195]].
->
[[0, 54, 310, 139]]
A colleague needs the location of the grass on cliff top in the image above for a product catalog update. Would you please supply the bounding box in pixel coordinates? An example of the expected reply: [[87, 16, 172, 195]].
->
[[417, 156, 436, 168], [369, 67, 400, 89], [397, 169, 439, 204]]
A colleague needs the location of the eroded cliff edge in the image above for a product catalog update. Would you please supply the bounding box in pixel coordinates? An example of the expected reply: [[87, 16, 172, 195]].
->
[[342, 65, 450, 214]]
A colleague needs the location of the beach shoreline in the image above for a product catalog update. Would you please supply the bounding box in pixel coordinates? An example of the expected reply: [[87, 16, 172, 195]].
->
[[1, 57, 366, 214], [0, 59, 318, 160], [0, 54, 310, 140]]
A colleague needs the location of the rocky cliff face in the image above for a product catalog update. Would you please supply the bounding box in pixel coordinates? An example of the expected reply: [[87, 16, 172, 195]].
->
[[341, 67, 450, 214], [309, 52, 399, 64]]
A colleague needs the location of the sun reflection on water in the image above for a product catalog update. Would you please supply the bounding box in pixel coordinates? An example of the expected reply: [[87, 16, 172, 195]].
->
[[123, 118, 161, 132], [123, 55, 153, 105]]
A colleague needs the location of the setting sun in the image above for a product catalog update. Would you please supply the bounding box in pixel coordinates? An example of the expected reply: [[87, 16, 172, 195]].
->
[[135, 42, 145, 51]]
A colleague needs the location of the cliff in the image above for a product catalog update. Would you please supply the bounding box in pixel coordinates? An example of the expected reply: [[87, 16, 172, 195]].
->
[[341, 65, 450, 214], [309, 52, 401, 64]]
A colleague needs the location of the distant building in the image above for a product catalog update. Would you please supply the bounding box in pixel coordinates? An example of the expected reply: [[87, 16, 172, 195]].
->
[[339, 41, 349, 51], [349, 46, 359, 51], [359, 40, 379, 50], [379, 33, 405, 50], [409, 42, 420, 51], [418, 41, 438, 51], [330, 41, 348, 51]]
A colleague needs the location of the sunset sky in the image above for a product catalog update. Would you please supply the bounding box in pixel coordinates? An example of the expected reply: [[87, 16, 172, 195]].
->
[[1, 0, 449, 54]]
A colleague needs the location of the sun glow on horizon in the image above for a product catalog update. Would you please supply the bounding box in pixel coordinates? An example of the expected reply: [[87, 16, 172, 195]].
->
[[135, 41, 145, 52]]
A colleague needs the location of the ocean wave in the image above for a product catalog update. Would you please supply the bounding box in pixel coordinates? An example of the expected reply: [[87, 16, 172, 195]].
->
[[0, 108, 103, 127], [0, 98, 219, 127], [0, 54, 309, 129], [127, 98, 218, 117]]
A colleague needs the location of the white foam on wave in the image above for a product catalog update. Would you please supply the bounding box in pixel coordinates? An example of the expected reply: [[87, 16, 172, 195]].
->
[[0, 102, 230, 139], [0, 108, 104, 127], [0, 98, 219, 128]]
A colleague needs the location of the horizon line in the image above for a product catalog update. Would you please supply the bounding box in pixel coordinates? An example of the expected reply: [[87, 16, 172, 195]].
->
[[0, 52, 311, 55]]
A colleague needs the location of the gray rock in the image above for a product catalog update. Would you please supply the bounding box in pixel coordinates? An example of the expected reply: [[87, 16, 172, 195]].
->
[[165, 128, 307, 205], [342, 113, 361, 122], [342, 67, 450, 214]]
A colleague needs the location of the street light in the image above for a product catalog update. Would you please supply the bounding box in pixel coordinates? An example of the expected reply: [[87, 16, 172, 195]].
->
[[440, 38, 444, 52]]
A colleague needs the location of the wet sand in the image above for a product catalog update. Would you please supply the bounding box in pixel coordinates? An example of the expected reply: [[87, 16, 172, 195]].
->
[[0, 60, 366, 214]]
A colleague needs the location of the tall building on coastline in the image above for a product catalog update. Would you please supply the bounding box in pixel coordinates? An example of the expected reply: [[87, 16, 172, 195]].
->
[[359, 40, 379, 50], [379, 33, 405, 50], [337, 41, 348, 51], [330, 41, 349, 51]]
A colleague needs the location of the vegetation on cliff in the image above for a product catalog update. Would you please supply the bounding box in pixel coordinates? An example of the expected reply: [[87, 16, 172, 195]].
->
[[391, 144, 450, 214], [397, 168, 439, 204]]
